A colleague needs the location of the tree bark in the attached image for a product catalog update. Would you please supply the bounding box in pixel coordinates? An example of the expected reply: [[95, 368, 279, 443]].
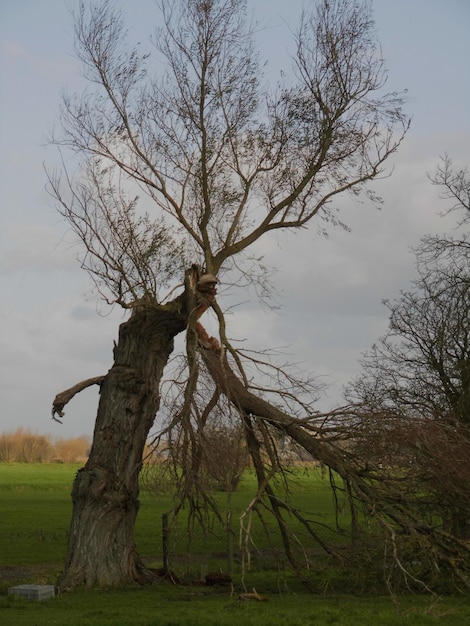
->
[[57, 299, 187, 590]]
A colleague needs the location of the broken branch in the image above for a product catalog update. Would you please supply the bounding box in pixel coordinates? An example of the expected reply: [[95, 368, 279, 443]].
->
[[52, 375, 105, 422]]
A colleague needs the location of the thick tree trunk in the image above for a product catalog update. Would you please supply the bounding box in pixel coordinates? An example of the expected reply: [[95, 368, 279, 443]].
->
[[57, 301, 187, 591]]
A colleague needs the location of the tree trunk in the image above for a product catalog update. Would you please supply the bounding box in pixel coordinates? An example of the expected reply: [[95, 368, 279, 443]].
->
[[57, 301, 186, 591]]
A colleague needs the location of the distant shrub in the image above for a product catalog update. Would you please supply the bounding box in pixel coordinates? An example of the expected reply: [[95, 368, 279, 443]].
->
[[0, 428, 90, 463], [54, 436, 90, 464]]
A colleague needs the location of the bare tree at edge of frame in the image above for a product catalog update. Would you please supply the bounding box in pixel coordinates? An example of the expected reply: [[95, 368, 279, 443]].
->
[[344, 158, 470, 590]]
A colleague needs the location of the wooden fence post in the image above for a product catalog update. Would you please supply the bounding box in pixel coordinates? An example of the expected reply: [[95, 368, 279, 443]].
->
[[162, 512, 169, 574]]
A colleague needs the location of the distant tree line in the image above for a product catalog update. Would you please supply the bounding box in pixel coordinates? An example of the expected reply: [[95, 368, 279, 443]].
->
[[0, 428, 90, 463]]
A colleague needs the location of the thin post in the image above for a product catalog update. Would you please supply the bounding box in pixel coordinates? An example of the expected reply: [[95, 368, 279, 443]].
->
[[162, 513, 169, 574]]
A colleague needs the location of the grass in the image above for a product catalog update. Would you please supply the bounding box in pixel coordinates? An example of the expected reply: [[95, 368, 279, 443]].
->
[[0, 463, 80, 565], [1, 464, 470, 625], [2, 585, 470, 626]]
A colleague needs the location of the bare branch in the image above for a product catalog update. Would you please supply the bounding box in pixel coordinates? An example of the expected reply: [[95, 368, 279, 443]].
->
[[429, 153, 470, 222], [52, 375, 105, 421]]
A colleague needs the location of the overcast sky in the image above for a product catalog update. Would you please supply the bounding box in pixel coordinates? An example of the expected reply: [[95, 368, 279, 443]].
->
[[1, 0, 469, 439]]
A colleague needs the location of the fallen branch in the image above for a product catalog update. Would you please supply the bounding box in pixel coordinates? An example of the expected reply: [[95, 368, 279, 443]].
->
[[200, 348, 345, 473], [200, 346, 470, 589], [239, 588, 268, 602]]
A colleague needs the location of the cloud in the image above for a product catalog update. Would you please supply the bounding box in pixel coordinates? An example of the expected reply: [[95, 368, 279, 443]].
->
[[2, 130, 466, 435], [1, 0, 468, 438], [1, 37, 76, 78], [0, 223, 78, 274], [0, 292, 122, 438], [2, 40, 27, 59], [211, 133, 468, 409]]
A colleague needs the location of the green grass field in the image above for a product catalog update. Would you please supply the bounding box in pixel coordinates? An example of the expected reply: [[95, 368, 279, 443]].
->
[[1, 463, 470, 625]]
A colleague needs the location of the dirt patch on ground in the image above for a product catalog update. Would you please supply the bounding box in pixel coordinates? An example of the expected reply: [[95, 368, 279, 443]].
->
[[0, 566, 33, 580], [0, 564, 61, 591]]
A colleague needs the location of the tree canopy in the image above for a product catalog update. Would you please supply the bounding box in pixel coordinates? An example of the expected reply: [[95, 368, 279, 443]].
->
[[49, 0, 408, 308]]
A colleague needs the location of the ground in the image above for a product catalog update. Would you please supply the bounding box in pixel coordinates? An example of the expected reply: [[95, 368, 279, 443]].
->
[[0, 566, 33, 581]]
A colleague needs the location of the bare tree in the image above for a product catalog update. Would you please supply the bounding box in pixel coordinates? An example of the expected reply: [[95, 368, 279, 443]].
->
[[430, 154, 470, 221], [348, 240, 470, 526], [48, 0, 409, 590], [349, 246, 470, 422], [343, 160, 470, 590]]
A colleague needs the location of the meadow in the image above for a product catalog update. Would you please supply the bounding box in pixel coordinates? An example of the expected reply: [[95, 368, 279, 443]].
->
[[1, 463, 470, 625]]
